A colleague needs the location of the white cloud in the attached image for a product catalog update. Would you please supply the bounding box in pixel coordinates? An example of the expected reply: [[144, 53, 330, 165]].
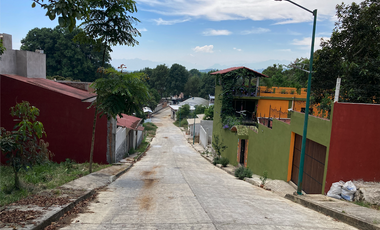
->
[[241, 27, 270, 35], [153, 17, 190, 25], [292, 37, 327, 50], [139, 28, 148, 32], [203, 29, 232, 36], [233, 47, 242, 52], [138, 0, 360, 23], [193, 45, 214, 53]]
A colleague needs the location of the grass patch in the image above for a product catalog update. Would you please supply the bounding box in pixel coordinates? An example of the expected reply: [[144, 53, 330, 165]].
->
[[354, 200, 380, 210], [143, 122, 157, 137], [0, 160, 110, 207]]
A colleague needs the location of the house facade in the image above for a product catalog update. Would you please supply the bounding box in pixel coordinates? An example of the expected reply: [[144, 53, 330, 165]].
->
[[212, 67, 380, 194], [0, 74, 109, 164]]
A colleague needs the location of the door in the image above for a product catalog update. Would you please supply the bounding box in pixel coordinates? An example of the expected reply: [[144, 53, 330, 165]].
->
[[291, 134, 326, 194], [240, 139, 246, 165]]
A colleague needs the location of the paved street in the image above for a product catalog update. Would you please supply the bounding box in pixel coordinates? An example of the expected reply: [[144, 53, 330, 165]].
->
[[62, 108, 356, 229]]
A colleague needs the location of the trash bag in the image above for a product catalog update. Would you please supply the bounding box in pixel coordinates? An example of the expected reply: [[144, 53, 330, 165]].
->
[[327, 181, 344, 199], [341, 180, 357, 201]]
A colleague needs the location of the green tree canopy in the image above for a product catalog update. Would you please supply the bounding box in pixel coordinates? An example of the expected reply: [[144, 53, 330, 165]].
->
[[199, 72, 216, 98], [21, 26, 111, 82], [93, 68, 150, 119], [189, 69, 201, 77], [312, 0, 380, 104], [150, 64, 169, 97], [184, 76, 201, 97], [168, 63, 189, 96]]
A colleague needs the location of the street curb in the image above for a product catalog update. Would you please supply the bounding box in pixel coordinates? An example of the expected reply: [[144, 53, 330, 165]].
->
[[109, 163, 134, 182], [32, 189, 95, 230], [285, 194, 380, 230], [31, 163, 134, 230]]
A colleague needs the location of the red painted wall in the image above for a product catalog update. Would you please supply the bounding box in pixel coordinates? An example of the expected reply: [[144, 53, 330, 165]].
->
[[325, 102, 380, 193], [0, 76, 108, 164]]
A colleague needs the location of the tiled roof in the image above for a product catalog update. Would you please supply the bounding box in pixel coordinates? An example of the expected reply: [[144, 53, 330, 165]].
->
[[117, 114, 142, 130], [1, 74, 96, 101], [137, 126, 145, 131], [210, 66, 269, 78]]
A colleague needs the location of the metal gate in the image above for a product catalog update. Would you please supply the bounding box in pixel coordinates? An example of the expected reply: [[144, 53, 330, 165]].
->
[[291, 134, 326, 194]]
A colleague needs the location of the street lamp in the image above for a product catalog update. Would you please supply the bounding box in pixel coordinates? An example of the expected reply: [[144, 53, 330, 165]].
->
[[275, 0, 317, 195]]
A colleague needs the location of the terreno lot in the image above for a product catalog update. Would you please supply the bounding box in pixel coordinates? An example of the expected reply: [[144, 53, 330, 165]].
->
[[62, 109, 356, 230]]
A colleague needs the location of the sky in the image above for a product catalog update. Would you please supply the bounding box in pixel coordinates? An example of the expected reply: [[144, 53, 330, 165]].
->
[[0, 0, 360, 71]]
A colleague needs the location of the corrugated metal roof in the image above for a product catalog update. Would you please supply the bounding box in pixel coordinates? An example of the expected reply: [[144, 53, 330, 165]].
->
[[117, 114, 141, 130], [210, 66, 269, 78], [1, 74, 97, 101]]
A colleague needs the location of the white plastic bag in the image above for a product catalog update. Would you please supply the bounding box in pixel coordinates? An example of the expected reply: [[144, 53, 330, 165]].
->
[[341, 181, 357, 201], [327, 181, 344, 199]]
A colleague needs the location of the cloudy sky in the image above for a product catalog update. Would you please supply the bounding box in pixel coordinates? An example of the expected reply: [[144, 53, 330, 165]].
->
[[0, 0, 359, 71]]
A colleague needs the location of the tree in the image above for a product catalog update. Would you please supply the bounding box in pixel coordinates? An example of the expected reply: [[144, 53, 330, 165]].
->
[[176, 104, 191, 121], [168, 63, 189, 96], [189, 68, 201, 77], [0, 101, 52, 190], [312, 0, 380, 104], [199, 72, 216, 98], [32, 0, 89, 31], [184, 76, 201, 97], [75, 0, 141, 66], [94, 69, 150, 119], [21, 26, 111, 82], [73, 0, 142, 172], [88, 69, 149, 168], [151, 64, 169, 98]]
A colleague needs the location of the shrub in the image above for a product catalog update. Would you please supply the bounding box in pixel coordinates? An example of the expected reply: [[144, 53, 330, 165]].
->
[[180, 119, 188, 127], [260, 171, 268, 186], [235, 166, 253, 180], [219, 157, 229, 167], [212, 157, 220, 165]]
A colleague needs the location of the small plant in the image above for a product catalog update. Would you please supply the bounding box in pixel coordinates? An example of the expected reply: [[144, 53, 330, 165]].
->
[[234, 166, 252, 180], [202, 149, 210, 156], [212, 135, 228, 159], [219, 157, 229, 167], [290, 90, 295, 94], [259, 171, 268, 187], [281, 89, 286, 94], [212, 157, 220, 165], [342, 210, 346, 213]]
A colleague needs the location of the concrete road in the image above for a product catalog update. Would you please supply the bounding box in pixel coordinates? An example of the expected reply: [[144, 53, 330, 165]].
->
[[62, 108, 356, 230]]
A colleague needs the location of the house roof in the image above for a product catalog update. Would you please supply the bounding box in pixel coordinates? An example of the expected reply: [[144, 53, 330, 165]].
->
[[137, 126, 145, 131], [117, 114, 142, 130], [210, 66, 269, 78], [1, 74, 97, 101]]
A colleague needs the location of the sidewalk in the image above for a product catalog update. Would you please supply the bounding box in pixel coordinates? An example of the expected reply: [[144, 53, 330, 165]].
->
[[0, 151, 146, 230], [188, 139, 380, 230]]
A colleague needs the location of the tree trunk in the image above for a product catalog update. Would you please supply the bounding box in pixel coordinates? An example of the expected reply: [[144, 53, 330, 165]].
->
[[89, 105, 98, 173]]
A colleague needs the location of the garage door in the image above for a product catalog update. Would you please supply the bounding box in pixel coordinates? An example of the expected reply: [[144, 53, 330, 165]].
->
[[291, 134, 327, 194]]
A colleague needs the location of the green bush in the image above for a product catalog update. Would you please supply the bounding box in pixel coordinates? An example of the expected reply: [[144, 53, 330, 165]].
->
[[234, 166, 253, 180], [212, 157, 220, 165], [203, 105, 214, 120], [180, 119, 188, 127], [219, 157, 229, 167], [176, 104, 191, 121], [194, 105, 206, 114]]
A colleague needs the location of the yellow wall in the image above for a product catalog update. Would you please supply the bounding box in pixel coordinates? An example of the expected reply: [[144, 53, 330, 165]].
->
[[257, 99, 289, 118]]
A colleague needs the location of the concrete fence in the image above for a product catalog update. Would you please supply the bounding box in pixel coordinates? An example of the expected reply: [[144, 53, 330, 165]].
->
[[115, 127, 127, 162], [200, 125, 208, 149], [199, 120, 213, 148]]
